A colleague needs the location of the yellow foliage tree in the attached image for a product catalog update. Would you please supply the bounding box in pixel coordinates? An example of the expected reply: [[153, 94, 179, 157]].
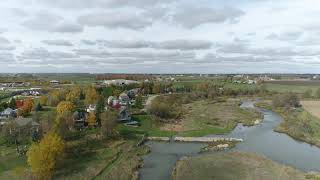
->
[[27, 132, 64, 179], [39, 96, 48, 106], [66, 87, 81, 103], [56, 101, 75, 115], [87, 112, 97, 127], [85, 86, 99, 105]]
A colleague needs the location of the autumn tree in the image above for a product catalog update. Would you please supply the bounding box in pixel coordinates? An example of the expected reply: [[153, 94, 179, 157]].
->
[[27, 132, 64, 179], [39, 96, 48, 106], [135, 94, 143, 109], [85, 86, 99, 105], [100, 111, 118, 138], [55, 111, 73, 139], [152, 82, 161, 94], [56, 101, 75, 115], [18, 98, 34, 117], [87, 112, 97, 127], [66, 86, 82, 104]]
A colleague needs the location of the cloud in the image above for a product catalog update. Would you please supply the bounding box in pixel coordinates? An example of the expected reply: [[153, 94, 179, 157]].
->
[[154, 39, 212, 50], [266, 31, 303, 41], [42, 40, 73, 46], [38, 0, 174, 9], [22, 11, 83, 33], [0, 37, 10, 44], [94, 39, 212, 50], [172, 6, 245, 28], [81, 40, 97, 45], [78, 11, 152, 30], [0, 52, 15, 62], [17, 48, 78, 62]]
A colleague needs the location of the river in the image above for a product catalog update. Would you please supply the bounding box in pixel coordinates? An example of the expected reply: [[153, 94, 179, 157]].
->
[[139, 101, 320, 180]]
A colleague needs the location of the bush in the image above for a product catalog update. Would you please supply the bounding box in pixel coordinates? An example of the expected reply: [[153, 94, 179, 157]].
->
[[272, 93, 300, 108]]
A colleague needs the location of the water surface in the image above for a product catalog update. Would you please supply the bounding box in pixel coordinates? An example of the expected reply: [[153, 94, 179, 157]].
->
[[139, 101, 320, 180]]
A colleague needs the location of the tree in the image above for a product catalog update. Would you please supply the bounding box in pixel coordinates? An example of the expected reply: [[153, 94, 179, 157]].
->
[[8, 98, 16, 109], [35, 103, 42, 112], [27, 132, 64, 179], [56, 101, 75, 115], [85, 86, 99, 105], [135, 94, 143, 109], [87, 112, 97, 127], [316, 88, 320, 98], [303, 89, 312, 98], [100, 111, 118, 138], [95, 96, 105, 126], [55, 112, 73, 139], [39, 96, 48, 106], [152, 82, 161, 94], [18, 98, 34, 117], [66, 86, 82, 104]]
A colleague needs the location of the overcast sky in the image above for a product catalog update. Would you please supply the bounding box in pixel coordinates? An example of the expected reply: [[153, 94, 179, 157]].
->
[[0, 0, 320, 73]]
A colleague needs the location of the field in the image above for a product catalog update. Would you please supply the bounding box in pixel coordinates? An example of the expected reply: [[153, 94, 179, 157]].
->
[[172, 152, 307, 180], [264, 80, 320, 95], [167, 99, 262, 137], [301, 101, 320, 119]]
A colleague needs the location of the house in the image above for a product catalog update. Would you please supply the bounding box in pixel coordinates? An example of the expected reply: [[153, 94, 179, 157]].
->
[[11, 117, 40, 133], [73, 111, 87, 129], [0, 108, 16, 118], [119, 93, 130, 106], [86, 104, 96, 113], [127, 88, 141, 98], [50, 80, 60, 85], [107, 96, 116, 105], [118, 106, 131, 122], [112, 99, 121, 109], [103, 79, 139, 86]]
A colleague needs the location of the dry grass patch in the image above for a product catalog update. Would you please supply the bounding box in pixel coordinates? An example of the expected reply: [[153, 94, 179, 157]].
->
[[172, 152, 307, 180], [301, 101, 320, 119]]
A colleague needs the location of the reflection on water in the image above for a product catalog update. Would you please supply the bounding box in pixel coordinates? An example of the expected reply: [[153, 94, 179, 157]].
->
[[139, 101, 320, 180]]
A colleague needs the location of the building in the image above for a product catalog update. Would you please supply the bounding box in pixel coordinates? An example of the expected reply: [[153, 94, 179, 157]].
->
[[11, 117, 40, 133], [73, 111, 87, 129], [86, 104, 96, 113], [103, 79, 139, 86], [119, 93, 130, 106], [50, 80, 60, 85], [107, 96, 116, 105], [118, 106, 131, 122], [0, 108, 16, 119]]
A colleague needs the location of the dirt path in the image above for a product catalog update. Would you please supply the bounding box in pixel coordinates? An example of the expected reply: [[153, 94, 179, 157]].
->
[[142, 95, 159, 112]]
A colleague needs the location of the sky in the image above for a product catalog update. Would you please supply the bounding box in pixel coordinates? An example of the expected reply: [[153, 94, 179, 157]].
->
[[0, 0, 320, 73]]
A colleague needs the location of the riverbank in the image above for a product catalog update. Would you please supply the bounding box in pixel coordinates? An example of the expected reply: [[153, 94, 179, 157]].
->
[[172, 152, 309, 180], [256, 101, 320, 148]]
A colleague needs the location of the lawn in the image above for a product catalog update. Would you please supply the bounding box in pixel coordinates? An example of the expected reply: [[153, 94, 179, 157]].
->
[[117, 115, 177, 137], [172, 152, 307, 180]]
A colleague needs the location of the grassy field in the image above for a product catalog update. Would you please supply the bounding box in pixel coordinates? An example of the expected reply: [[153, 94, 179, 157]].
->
[[172, 152, 307, 180], [176, 99, 262, 137], [264, 82, 320, 95]]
